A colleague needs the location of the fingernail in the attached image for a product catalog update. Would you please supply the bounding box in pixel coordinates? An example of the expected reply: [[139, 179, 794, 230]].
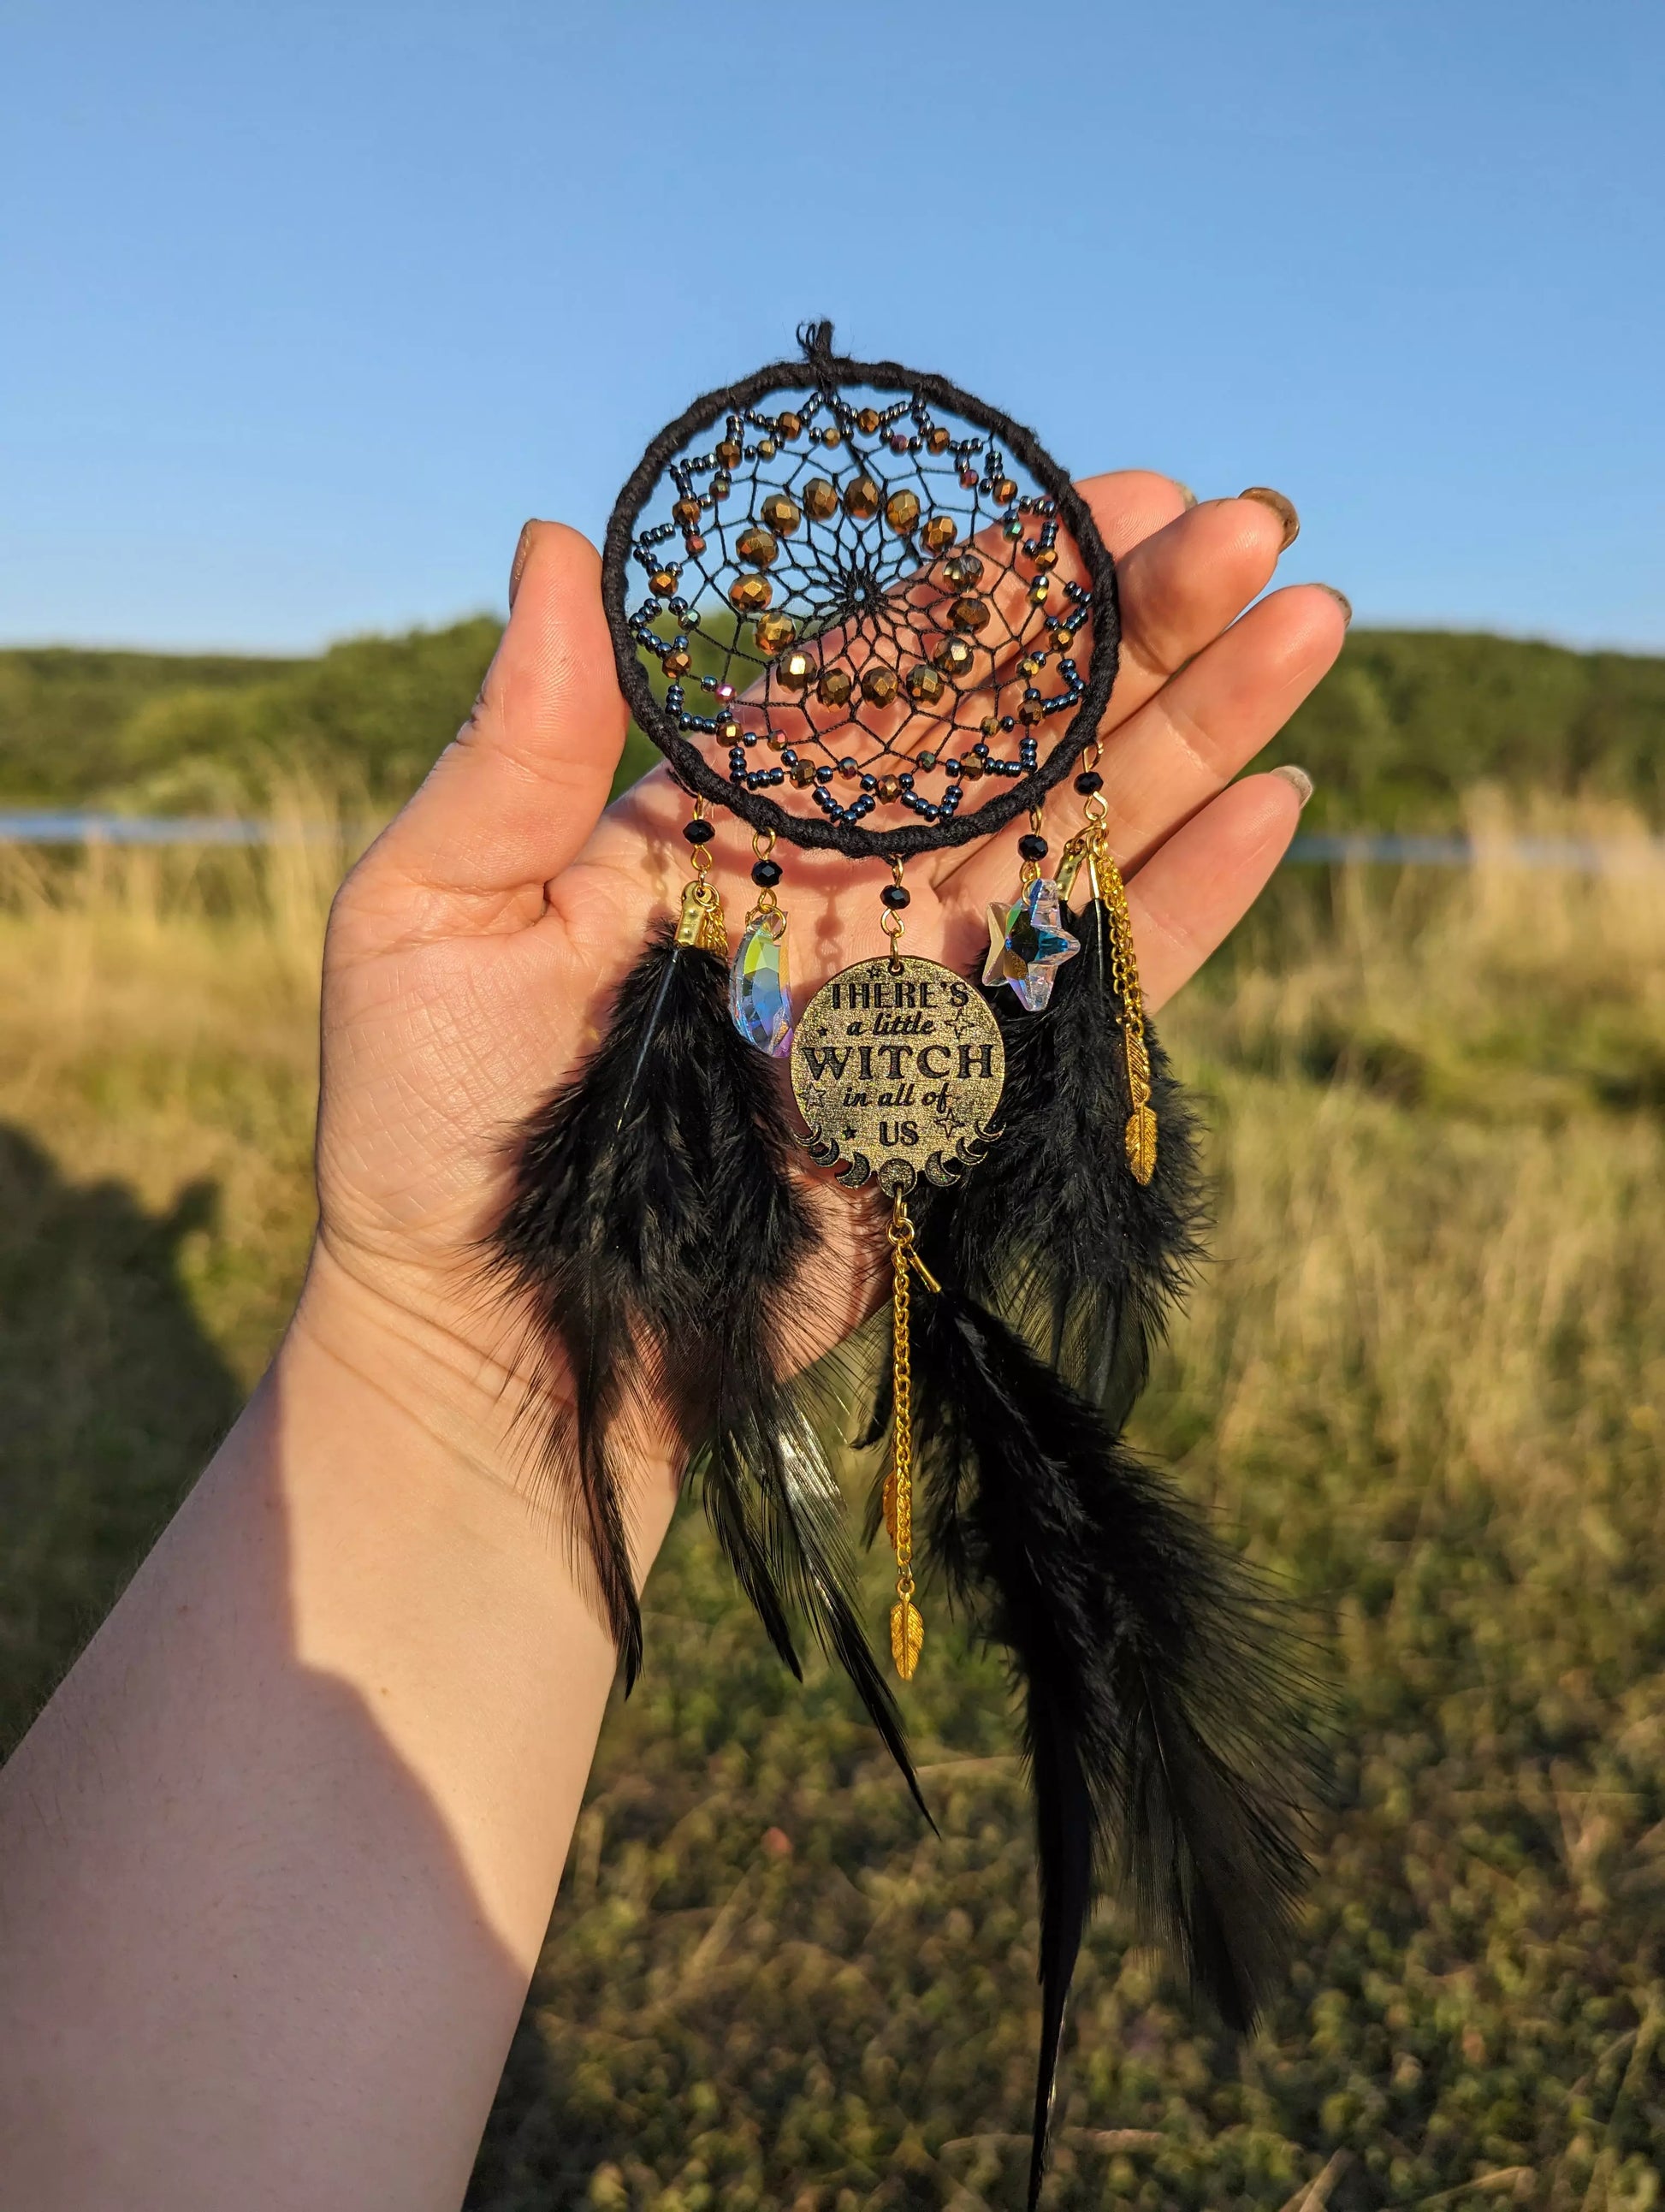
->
[[1272, 763, 1314, 809], [1318, 583, 1353, 626], [1238, 485, 1300, 550], [1175, 480, 1198, 510], [508, 519, 542, 608]]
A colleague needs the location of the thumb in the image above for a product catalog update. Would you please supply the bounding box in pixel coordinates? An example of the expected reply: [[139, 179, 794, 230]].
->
[[370, 520, 630, 899]]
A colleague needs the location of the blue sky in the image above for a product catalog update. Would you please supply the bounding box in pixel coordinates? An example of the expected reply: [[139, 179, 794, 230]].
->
[[3, 0, 1661, 655]]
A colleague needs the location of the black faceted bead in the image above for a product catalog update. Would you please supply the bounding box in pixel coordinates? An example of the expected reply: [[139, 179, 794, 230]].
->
[[683, 818, 715, 845], [750, 857, 782, 887], [1017, 833, 1049, 861], [880, 883, 911, 910], [1074, 769, 1104, 795]]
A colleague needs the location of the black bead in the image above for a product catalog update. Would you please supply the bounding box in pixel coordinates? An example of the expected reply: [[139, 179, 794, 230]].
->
[[750, 857, 782, 887], [880, 883, 910, 910], [683, 818, 715, 845], [1074, 769, 1104, 795], [1018, 833, 1049, 861]]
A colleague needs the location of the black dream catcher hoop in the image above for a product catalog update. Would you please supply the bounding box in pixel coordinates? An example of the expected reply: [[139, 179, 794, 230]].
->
[[494, 326, 1321, 2205]]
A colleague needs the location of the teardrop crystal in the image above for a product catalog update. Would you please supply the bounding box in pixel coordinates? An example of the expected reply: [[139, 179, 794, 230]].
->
[[729, 910, 794, 1056]]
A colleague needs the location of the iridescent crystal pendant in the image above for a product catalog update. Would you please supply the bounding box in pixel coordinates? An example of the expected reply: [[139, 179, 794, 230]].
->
[[730, 909, 794, 1055], [982, 878, 1081, 1013]]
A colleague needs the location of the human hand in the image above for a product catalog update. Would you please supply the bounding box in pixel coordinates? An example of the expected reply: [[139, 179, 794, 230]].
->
[[299, 473, 1343, 1533]]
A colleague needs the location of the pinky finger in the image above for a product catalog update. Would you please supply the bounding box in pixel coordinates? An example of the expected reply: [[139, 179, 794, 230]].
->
[[1128, 772, 1304, 1013]]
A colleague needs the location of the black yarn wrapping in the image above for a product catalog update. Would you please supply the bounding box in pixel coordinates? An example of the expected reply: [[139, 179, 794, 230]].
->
[[601, 321, 1120, 863]]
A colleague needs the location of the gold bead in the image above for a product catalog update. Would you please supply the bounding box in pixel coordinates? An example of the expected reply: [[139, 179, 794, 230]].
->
[[729, 574, 773, 613], [994, 476, 1017, 503], [856, 406, 881, 435], [803, 477, 838, 521], [718, 717, 739, 741], [757, 437, 777, 459], [1031, 546, 1058, 571], [908, 665, 945, 703], [1020, 698, 1046, 724], [662, 648, 692, 678], [933, 636, 975, 678], [821, 425, 842, 448], [672, 496, 701, 528], [766, 731, 788, 751], [942, 553, 983, 586], [649, 567, 678, 596], [761, 492, 801, 535], [817, 668, 852, 707], [861, 666, 899, 707], [755, 612, 797, 655], [980, 715, 1001, 738], [875, 773, 901, 802], [790, 759, 818, 786], [1028, 578, 1050, 604], [737, 525, 779, 568], [776, 412, 803, 440], [1017, 654, 1042, 679], [920, 514, 957, 554], [950, 594, 991, 632], [844, 475, 880, 521], [926, 426, 951, 453], [715, 438, 742, 468], [884, 489, 921, 535], [960, 755, 987, 780], [777, 648, 816, 691]]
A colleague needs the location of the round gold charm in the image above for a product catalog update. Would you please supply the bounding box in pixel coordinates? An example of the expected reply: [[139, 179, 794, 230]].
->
[[790, 954, 1004, 1192]]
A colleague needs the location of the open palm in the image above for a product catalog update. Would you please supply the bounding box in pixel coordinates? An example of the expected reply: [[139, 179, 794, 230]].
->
[[306, 471, 1342, 1478]]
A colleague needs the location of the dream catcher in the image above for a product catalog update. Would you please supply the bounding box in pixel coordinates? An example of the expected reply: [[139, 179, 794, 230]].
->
[[495, 325, 1318, 2203]]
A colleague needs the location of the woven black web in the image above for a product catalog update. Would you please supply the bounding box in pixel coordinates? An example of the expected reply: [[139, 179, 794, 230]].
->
[[601, 327, 1122, 863]]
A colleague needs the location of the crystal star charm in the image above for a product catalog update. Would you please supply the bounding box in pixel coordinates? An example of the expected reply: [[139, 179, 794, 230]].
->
[[982, 879, 1081, 1012]]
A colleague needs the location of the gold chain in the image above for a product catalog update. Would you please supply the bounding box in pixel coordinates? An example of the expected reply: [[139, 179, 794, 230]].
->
[[885, 1192, 937, 1680], [1057, 750, 1157, 1183]]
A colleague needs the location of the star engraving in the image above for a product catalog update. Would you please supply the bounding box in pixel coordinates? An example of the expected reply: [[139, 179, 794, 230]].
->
[[982, 879, 1080, 1013]]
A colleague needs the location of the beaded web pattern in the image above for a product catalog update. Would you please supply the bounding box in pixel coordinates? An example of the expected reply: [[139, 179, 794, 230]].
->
[[602, 336, 1119, 862]]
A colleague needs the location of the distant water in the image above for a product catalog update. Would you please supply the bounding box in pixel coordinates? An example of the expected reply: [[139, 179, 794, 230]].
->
[[1, 812, 1662, 873]]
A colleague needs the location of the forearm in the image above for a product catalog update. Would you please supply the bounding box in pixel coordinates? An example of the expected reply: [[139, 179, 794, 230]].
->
[[0, 1249, 676, 2212]]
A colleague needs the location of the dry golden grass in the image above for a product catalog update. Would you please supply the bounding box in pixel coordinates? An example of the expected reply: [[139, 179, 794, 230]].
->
[[4, 791, 1665, 2207]]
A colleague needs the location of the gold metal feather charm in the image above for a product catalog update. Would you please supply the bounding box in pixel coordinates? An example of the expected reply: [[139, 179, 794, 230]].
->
[[890, 1598, 924, 1681], [1123, 1028, 1157, 1185]]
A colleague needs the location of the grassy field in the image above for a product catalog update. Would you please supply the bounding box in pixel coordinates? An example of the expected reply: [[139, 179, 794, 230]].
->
[[3, 795, 1664, 2208]]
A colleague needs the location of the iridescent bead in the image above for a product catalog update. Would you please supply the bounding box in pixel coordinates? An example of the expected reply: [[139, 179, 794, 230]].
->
[[981, 715, 1001, 738], [994, 477, 1017, 504], [950, 595, 991, 632], [1020, 698, 1046, 724], [737, 525, 778, 568], [959, 466, 978, 488], [1028, 578, 1050, 604], [729, 910, 793, 1056], [673, 496, 702, 528], [921, 515, 958, 554], [684, 533, 706, 554], [803, 477, 838, 520], [838, 756, 861, 778], [876, 774, 901, 803], [649, 566, 678, 596], [933, 636, 975, 678], [861, 667, 898, 706], [961, 755, 987, 780], [1004, 517, 1024, 539], [711, 474, 732, 501], [777, 648, 815, 691], [943, 553, 984, 586], [916, 750, 939, 771], [761, 492, 801, 535], [844, 475, 880, 521], [1018, 654, 1043, 678], [1031, 546, 1058, 570], [790, 759, 817, 786], [817, 668, 852, 707], [729, 574, 773, 613], [908, 665, 945, 703], [884, 489, 921, 534], [662, 648, 692, 677], [754, 612, 797, 655], [766, 731, 788, 751]]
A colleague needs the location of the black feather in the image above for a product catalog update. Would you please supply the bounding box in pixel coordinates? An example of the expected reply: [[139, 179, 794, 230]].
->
[[911, 1286, 1318, 2208], [491, 925, 925, 1812], [920, 895, 1206, 1426]]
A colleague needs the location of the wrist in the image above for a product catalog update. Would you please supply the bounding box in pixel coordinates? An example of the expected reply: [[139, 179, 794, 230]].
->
[[282, 1237, 680, 1591]]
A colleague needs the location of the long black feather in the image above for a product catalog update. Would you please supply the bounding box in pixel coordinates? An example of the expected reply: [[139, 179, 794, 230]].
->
[[911, 1286, 1318, 2208], [492, 925, 924, 1810], [921, 894, 1206, 1426]]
